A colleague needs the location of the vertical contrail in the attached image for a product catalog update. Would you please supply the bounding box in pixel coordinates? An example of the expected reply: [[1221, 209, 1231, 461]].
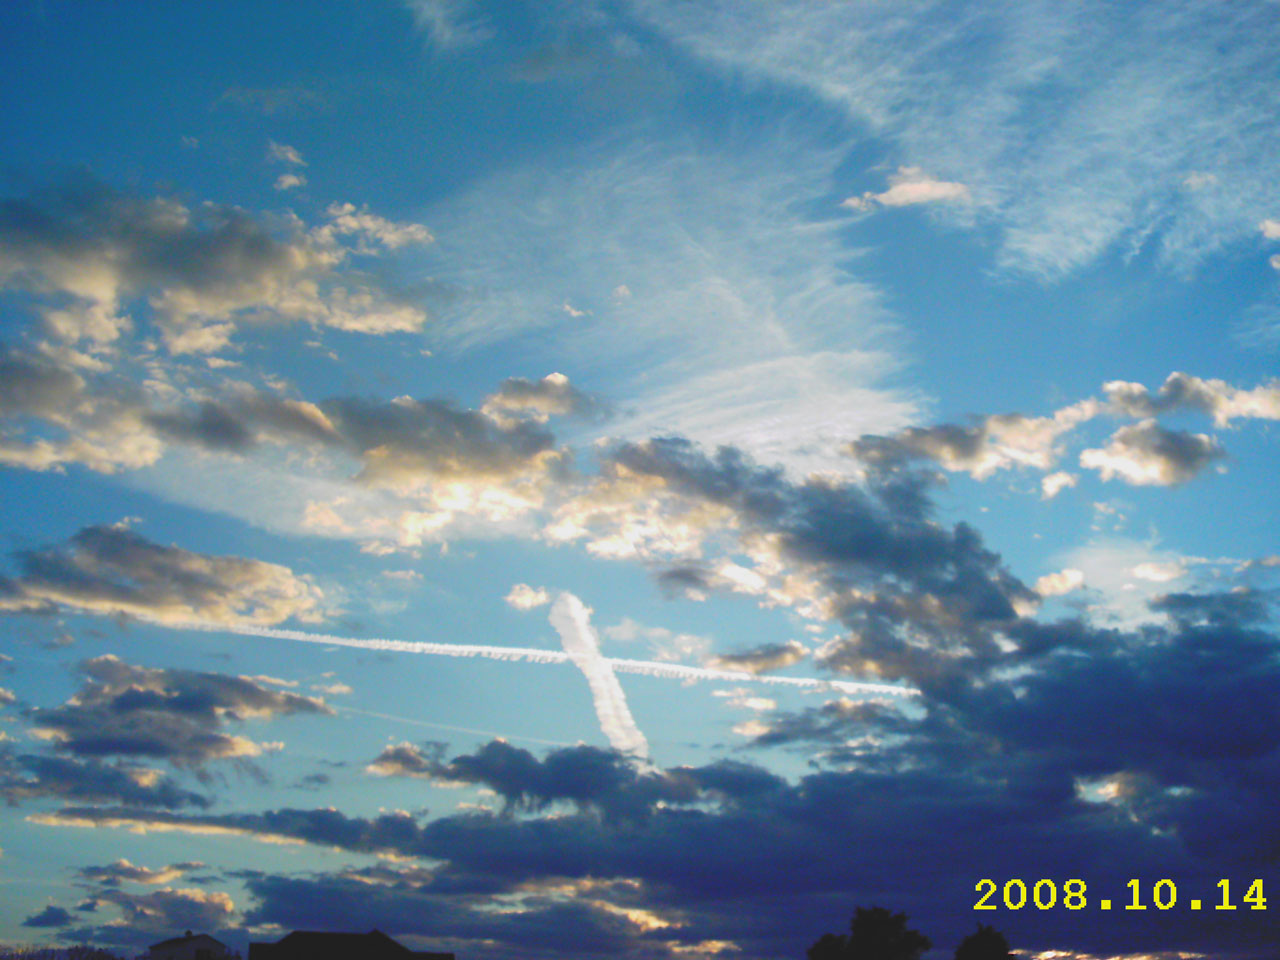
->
[[549, 592, 650, 759]]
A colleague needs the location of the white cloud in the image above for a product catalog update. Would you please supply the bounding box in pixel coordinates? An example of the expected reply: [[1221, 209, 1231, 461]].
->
[[1034, 568, 1084, 596], [274, 173, 306, 191], [267, 141, 306, 166], [842, 166, 969, 211], [415, 135, 918, 473], [505, 583, 550, 610], [1041, 471, 1078, 499], [1131, 561, 1185, 583], [1261, 219, 1280, 239]]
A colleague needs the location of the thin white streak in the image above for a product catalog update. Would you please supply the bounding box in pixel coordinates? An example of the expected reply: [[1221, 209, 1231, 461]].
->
[[162, 619, 920, 697], [333, 705, 575, 748]]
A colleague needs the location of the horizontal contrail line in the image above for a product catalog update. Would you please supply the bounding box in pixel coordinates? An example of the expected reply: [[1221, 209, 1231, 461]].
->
[[168, 620, 919, 698]]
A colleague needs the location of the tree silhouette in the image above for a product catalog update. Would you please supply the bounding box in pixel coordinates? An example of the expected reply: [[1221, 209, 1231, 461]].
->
[[807, 906, 931, 960], [953, 923, 1014, 960]]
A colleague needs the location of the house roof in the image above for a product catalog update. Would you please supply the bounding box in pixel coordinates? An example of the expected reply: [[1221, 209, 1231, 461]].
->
[[254, 929, 452, 959], [149, 932, 227, 950]]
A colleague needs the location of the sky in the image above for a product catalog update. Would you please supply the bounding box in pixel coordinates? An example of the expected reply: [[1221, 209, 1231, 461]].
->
[[1, 1, 1279, 958]]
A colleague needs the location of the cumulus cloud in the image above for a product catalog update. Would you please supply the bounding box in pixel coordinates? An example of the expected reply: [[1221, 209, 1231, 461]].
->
[[1034, 568, 1085, 597], [23, 905, 73, 928], [26, 655, 331, 767], [0, 522, 323, 625], [0, 177, 430, 354], [0, 749, 209, 808], [1080, 420, 1225, 486], [94, 886, 235, 935], [552, 436, 1033, 685], [1103, 372, 1280, 427], [482, 372, 605, 425], [79, 858, 204, 886], [505, 583, 550, 610], [1041, 470, 1078, 499], [274, 173, 307, 192], [707, 640, 807, 674], [848, 400, 1099, 480], [841, 166, 970, 211]]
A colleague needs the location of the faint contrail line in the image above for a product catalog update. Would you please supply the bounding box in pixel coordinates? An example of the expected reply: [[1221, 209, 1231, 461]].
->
[[166, 619, 920, 698]]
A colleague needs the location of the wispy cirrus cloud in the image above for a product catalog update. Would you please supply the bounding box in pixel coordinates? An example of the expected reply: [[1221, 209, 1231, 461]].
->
[[627, 0, 1280, 277]]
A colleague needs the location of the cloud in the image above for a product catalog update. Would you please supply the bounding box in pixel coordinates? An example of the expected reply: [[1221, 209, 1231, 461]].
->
[[848, 400, 1099, 480], [405, 0, 493, 48], [0, 177, 429, 354], [1131, 561, 1185, 583], [23, 905, 73, 928], [1261, 219, 1280, 239], [26, 655, 331, 767], [553, 436, 1033, 685], [1103, 372, 1280, 427], [1034, 568, 1085, 597], [841, 166, 970, 211], [267, 141, 306, 167], [93, 886, 235, 935], [78, 858, 204, 886], [415, 133, 916, 473], [0, 522, 323, 626], [218, 84, 321, 114], [1080, 420, 1225, 486], [628, 0, 1280, 277], [505, 583, 550, 610], [274, 174, 307, 192], [0, 749, 209, 808], [708, 640, 807, 674], [1040, 470, 1077, 499], [482, 373, 605, 425]]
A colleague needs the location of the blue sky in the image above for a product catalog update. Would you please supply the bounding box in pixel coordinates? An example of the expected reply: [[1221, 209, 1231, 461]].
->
[[1, 2, 1279, 958]]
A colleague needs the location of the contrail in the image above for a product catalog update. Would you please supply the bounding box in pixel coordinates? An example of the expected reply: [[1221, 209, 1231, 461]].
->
[[549, 592, 649, 758], [167, 619, 919, 700]]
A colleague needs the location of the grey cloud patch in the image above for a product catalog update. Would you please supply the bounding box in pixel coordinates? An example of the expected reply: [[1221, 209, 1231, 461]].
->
[[0, 749, 209, 808], [580, 437, 1033, 686], [26, 655, 331, 767], [0, 522, 323, 625], [78, 858, 204, 886], [1080, 419, 1225, 486], [482, 372, 608, 424], [708, 639, 807, 674], [22, 905, 73, 928]]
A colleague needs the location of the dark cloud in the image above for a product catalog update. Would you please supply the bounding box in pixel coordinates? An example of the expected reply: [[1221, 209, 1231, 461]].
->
[[0, 749, 209, 808], [583, 437, 1032, 686], [26, 655, 330, 767], [319, 394, 564, 489], [0, 523, 323, 625], [92, 887, 235, 936], [708, 639, 807, 674], [22, 905, 73, 928], [78, 859, 204, 886]]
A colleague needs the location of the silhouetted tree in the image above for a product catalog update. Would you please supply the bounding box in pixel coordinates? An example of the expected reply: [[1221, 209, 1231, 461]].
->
[[807, 932, 847, 960], [953, 923, 1013, 960], [807, 906, 931, 960]]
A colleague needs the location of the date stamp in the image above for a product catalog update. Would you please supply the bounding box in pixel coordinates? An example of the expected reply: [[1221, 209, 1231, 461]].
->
[[974, 879, 1266, 912]]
